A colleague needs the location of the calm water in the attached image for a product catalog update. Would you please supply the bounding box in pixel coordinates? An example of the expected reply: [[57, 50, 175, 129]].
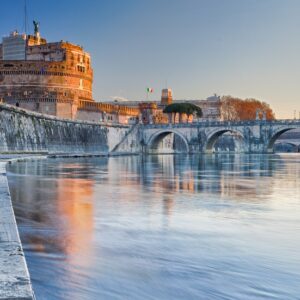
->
[[7, 154, 300, 300]]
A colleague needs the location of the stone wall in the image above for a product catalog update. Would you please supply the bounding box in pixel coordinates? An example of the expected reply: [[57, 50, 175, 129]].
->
[[76, 109, 102, 123], [0, 103, 137, 154], [76, 100, 140, 124], [0, 60, 93, 101]]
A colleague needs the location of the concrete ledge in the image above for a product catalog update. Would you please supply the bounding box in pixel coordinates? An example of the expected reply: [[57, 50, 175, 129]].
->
[[0, 162, 35, 300]]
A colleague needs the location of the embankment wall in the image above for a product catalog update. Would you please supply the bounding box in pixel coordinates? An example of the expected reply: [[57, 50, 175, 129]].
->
[[0, 104, 138, 154]]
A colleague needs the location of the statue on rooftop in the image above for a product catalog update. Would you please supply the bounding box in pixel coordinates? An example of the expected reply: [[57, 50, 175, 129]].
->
[[33, 20, 39, 36]]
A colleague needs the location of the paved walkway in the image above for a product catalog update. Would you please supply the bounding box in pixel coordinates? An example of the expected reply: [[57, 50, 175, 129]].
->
[[0, 159, 35, 299]]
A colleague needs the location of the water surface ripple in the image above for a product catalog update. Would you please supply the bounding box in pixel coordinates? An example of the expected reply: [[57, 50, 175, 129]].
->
[[7, 154, 300, 300]]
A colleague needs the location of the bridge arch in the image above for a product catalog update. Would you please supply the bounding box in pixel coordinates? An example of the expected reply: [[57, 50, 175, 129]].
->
[[275, 141, 299, 147], [274, 141, 300, 153], [267, 127, 298, 152], [147, 129, 189, 153], [205, 128, 246, 153]]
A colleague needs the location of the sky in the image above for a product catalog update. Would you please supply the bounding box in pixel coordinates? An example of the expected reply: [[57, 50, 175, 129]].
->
[[1, 0, 300, 118]]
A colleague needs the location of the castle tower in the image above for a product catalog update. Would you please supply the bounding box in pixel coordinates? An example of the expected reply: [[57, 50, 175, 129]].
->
[[161, 88, 173, 106], [0, 22, 93, 120]]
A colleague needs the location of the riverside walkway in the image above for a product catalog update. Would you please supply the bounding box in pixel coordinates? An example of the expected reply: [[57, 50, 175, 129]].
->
[[0, 156, 38, 300]]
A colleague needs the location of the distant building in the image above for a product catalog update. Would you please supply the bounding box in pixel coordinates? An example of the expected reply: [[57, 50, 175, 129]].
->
[[161, 88, 173, 105], [114, 89, 221, 123], [172, 94, 221, 120]]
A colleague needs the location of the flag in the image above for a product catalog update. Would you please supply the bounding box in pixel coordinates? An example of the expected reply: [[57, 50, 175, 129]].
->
[[146, 87, 153, 93]]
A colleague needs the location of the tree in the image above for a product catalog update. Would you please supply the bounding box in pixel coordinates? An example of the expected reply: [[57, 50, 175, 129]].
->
[[221, 96, 275, 121], [163, 103, 203, 123]]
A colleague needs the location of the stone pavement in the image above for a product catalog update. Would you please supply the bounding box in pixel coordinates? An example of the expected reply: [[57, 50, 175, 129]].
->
[[0, 161, 35, 299]]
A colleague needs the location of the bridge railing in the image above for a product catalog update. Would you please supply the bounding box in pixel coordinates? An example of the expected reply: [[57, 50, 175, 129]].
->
[[142, 119, 300, 129]]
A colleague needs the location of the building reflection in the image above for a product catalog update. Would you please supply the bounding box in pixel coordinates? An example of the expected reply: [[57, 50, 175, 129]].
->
[[56, 177, 94, 259], [8, 160, 96, 268], [103, 153, 297, 219], [7, 154, 300, 258], [134, 154, 293, 202]]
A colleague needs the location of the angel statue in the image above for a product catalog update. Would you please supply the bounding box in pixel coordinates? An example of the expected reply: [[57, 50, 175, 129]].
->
[[33, 20, 39, 35]]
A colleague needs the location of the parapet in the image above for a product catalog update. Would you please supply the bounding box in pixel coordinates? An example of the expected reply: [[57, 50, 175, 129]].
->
[[78, 100, 140, 116]]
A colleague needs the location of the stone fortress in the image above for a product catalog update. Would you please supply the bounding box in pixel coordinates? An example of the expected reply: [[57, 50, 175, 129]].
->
[[0, 22, 139, 123], [0, 21, 221, 124]]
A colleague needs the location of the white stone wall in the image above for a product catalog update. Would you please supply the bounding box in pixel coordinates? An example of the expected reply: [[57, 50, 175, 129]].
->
[[0, 103, 137, 154]]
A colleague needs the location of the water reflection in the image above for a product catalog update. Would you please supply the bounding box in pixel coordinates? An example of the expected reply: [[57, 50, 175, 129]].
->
[[7, 154, 300, 300]]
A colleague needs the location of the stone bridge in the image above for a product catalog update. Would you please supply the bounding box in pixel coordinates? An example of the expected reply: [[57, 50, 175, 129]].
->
[[139, 119, 300, 153], [275, 138, 300, 147], [1, 103, 300, 155], [274, 138, 300, 152]]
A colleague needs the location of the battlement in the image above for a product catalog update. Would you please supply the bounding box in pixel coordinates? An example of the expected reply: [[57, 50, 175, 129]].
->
[[27, 34, 47, 46], [78, 100, 139, 116]]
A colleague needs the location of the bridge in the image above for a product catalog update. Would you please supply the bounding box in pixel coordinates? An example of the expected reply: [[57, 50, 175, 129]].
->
[[1, 103, 300, 155], [138, 119, 300, 153], [274, 138, 300, 152]]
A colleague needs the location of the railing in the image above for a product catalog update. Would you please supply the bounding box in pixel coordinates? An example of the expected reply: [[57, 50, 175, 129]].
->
[[142, 119, 300, 129]]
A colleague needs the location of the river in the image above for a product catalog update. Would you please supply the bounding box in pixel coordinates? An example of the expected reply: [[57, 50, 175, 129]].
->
[[6, 154, 300, 299]]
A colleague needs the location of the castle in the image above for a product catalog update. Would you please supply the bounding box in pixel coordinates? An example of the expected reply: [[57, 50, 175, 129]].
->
[[0, 22, 220, 124], [0, 23, 139, 123]]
